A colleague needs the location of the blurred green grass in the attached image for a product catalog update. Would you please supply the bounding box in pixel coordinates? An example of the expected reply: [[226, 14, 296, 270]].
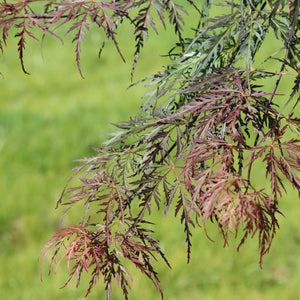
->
[[0, 14, 299, 300]]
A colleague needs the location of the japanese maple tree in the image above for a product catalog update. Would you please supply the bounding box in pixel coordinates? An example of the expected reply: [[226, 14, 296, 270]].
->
[[1, 0, 299, 299]]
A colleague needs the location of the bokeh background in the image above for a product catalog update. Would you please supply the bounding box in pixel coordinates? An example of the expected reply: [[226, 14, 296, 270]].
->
[[0, 6, 299, 300]]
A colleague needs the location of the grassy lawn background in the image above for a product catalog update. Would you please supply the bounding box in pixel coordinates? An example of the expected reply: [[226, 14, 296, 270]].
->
[[0, 8, 299, 300]]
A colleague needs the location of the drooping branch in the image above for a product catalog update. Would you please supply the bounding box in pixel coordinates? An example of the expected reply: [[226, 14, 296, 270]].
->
[[12, 0, 298, 299], [0, 0, 198, 77]]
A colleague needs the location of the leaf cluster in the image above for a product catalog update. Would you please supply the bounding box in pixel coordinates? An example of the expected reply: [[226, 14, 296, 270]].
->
[[0, 0, 196, 77]]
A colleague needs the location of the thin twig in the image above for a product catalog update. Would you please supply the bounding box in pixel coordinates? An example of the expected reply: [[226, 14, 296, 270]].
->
[[246, 62, 285, 189]]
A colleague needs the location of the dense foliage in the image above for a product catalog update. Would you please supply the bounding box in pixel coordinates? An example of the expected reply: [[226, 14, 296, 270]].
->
[[1, 1, 299, 299]]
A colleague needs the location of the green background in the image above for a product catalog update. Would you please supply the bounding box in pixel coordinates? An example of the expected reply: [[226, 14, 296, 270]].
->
[[0, 9, 299, 300]]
